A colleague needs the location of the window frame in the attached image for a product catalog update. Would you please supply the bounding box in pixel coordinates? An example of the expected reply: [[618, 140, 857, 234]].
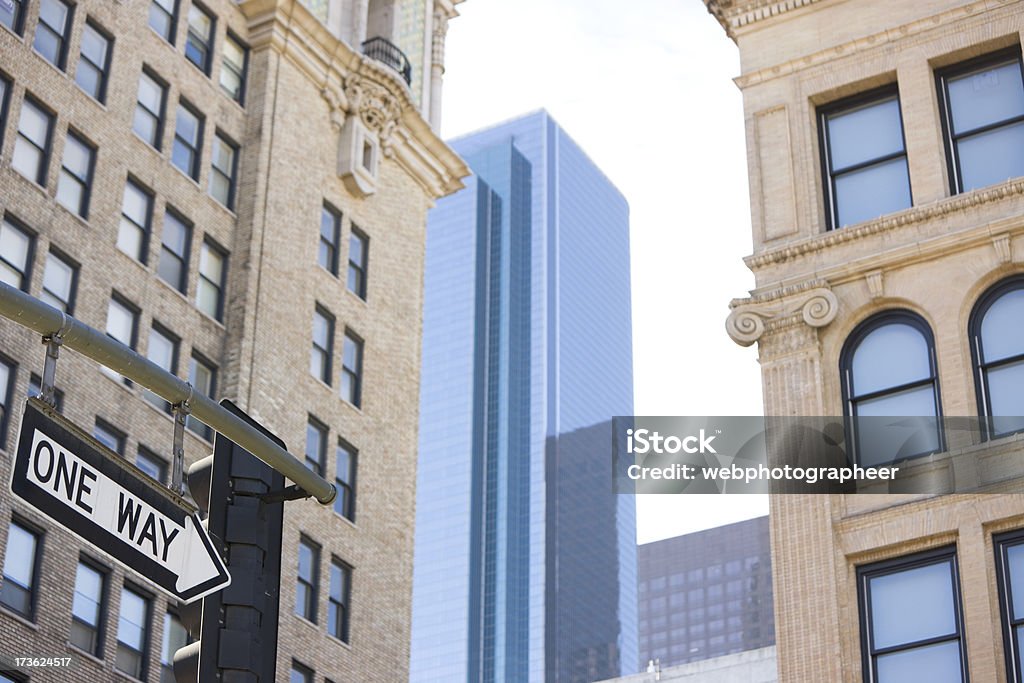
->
[[148, 0, 178, 44], [13, 94, 55, 186], [936, 46, 1024, 195], [311, 304, 335, 384], [290, 660, 314, 683], [41, 246, 79, 314], [319, 203, 341, 276], [347, 225, 369, 300], [0, 353, 17, 453], [305, 416, 327, 477], [209, 131, 239, 210], [818, 84, 911, 231], [94, 417, 127, 455], [196, 237, 227, 320], [74, 19, 113, 103], [171, 99, 204, 180], [33, 0, 74, 70], [327, 557, 352, 643], [56, 129, 97, 219], [135, 445, 168, 484], [104, 292, 140, 386], [186, 352, 216, 440], [1, 517, 44, 620], [0, 0, 26, 35], [334, 438, 357, 522], [0, 215, 36, 292], [839, 310, 945, 464], [115, 583, 153, 681], [184, 1, 215, 75], [341, 329, 364, 407], [969, 275, 1024, 441], [295, 536, 320, 623], [69, 557, 108, 656], [143, 321, 180, 412], [996, 529, 1024, 683], [28, 372, 65, 413], [133, 68, 167, 150], [118, 178, 155, 264], [0, 73, 12, 151], [157, 208, 192, 293], [857, 546, 968, 683], [220, 31, 248, 105]]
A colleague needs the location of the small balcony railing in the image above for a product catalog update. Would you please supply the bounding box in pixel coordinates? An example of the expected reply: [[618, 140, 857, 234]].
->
[[361, 37, 412, 86]]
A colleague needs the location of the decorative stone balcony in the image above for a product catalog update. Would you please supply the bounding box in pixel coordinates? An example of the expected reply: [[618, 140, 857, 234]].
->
[[361, 37, 412, 86]]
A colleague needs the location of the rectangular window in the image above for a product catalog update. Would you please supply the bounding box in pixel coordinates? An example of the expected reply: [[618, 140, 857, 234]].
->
[[186, 353, 216, 440], [209, 132, 238, 209], [305, 417, 327, 476], [75, 20, 112, 102], [347, 226, 369, 299], [56, 131, 96, 218], [136, 446, 167, 484], [290, 661, 314, 683], [143, 323, 179, 411], [94, 418, 126, 455], [819, 87, 911, 230], [70, 560, 106, 655], [196, 239, 226, 320], [341, 330, 363, 407], [310, 305, 334, 384], [148, 0, 177, 43], [938, 49, 1024, 194], [0, 217, 34, 290], [41, 248, 78, 313], [157, 210, 191, 292], [116, 586, 151, 680], [858, 547, 966, 683], [0, 356, 15, 447], [319, 204, 341, 275], [117, 180, 153, 263], [104, 294, 139, 385], [12, 96, 54, 185], [161, 612, 190, 683], [133, 69, 167, 149], [33, 0, 73, 70], [334, 439, 357, 522], [220, 32, 247, 104], [295, 537, 319, 622], [171, 100, 203, 179], [0, 76, 9, 148], [328, 559, 351, 642], [0, 520, 40, 618], [996, 530, 1024, 682], [185, 3, 214, 74], [0, 0, 25, 34]]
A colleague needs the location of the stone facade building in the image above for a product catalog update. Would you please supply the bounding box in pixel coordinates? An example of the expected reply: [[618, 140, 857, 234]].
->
[[709, 0, 1024, 681], [0, 0, 466, 681]]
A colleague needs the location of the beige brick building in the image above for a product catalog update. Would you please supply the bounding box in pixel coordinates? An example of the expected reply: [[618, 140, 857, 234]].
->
[[0, 0, 466, 681], [709, 1, 1024, 682]]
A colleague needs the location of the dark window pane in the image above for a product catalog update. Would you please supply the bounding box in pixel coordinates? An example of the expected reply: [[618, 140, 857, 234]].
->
[[956, 121, 1024, 192], [947, 60, 1024, 133], [851, 323, 931, 396], [833, 157, 911, 227], [827, 97, 905, 170], [875, 641, 962, 683], [869, 560, 956, 649]]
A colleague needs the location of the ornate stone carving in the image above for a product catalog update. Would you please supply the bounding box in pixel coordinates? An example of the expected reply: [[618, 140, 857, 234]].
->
[[865, 270, 884, 299], [993, 234, 1012, 264], [320, 86, 350, 131], [344, 76, 402, 152], [726, 287, 838, 347]]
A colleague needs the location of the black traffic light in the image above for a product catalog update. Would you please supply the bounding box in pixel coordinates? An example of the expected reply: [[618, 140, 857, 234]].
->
[[173, 399, 286, 683]]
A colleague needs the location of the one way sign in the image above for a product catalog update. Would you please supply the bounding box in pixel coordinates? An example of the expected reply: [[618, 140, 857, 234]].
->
[[10, 398, 230, 603]]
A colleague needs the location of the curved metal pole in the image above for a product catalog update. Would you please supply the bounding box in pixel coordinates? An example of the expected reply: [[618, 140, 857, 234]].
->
[[0, 280, 336, 505]]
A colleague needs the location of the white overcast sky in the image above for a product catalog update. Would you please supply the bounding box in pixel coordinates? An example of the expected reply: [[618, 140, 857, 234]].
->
[[440, 0, 768, 543]]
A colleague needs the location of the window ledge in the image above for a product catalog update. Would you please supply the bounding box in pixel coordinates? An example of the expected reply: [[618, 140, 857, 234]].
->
[[8, 168, 51, 199], [0, 604, 39, 630], [154, 275, 191, 305], [67, 641, 106, 667], [207, 193, 238, 220], [293, 614, 321, 633], [0, 20, 24, 41], [54, 198, 92, 229], [30, 48, 70, 80], [73, 82, 109, 112], [171, 163, 202, 190]]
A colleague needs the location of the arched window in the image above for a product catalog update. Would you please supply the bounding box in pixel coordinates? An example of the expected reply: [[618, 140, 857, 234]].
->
[[840, 311, 943, 465], [970, 277, 1024, 439]]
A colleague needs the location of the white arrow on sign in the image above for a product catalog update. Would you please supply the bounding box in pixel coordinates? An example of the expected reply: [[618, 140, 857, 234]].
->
[[11, 399, 230, 603]]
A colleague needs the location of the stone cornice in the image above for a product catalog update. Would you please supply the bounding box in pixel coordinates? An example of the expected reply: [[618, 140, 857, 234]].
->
[[704, 0, 823, 42], [745, 177, 1024, 272], [732, 0, 1020, 87], [238, 0, 468, 199], [726, 284, 838, 346]]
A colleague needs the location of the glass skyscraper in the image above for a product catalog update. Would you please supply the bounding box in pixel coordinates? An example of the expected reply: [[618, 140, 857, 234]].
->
[[410, 111, 637, 683]]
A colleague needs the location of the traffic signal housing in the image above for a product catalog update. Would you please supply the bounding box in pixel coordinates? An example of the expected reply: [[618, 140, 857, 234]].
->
[[173, 399, 286, 682]]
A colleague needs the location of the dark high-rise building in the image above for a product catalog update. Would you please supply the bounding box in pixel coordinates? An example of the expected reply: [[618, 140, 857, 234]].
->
[[410, 110, 637, 683], [638, 517, 774, 669]]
